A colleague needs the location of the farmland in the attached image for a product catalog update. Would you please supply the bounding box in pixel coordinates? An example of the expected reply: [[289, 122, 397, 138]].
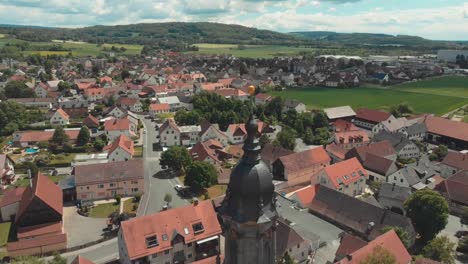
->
[[270, 86, 468, 115], [0, 38, 143, 57], [188, 43, 315, 58], [391, 76, 468, 98]]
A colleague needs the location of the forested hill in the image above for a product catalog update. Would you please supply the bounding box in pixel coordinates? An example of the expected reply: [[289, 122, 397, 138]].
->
[[0, 22, 304, 46], [289, 31, 453, 48]]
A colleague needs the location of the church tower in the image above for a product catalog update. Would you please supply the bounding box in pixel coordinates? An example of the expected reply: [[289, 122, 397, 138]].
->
[[219, 111, 278, 264]]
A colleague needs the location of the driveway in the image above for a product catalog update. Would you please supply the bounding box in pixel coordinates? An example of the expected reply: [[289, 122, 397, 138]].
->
[[63, 206, 109, 248], [438, 214, 468, 264]]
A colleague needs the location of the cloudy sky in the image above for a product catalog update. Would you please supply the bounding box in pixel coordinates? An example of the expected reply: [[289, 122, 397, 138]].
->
[[0, 0, 467, 40]]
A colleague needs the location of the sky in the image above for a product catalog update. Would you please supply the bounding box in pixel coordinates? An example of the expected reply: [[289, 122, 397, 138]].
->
[[0, 0, 467, 40]]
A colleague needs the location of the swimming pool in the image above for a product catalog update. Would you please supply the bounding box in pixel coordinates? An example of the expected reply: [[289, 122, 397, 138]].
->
[[25, 148, 39, 154]]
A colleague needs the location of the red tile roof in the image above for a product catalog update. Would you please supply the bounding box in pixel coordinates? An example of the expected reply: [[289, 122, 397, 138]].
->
[[120, 200, 221, 260], [255, 93, 273, 101], [355, 108, 393, 123], [104, 117, 130, 131], [0, 187, 26, 207], [226, 121, 268, 137], [119, 97, 139, 106], [82, 114, 100, 127], [279, 147, 331, 175], [74, 159, 143, 186], [336, 230, 411, 264], [325, 144, 348, 160], [322, 158, 368, 189], [213, 88, 247, 97], [434, 170, 468, 205], [425, 116, 468, 142], [55, 108, 70, 120], [441, 152, 468, 171], [100, 76, 112, 84], [334, 130, 369, 145], [347, 141, 396, 162], [335, 233, 367, 259], [290, 184, 319, 207], [16, 173, 63, 223], [149, 103, 170, 111], [190, 140, 224, 163], [7, 233, 66, 252], [106, 135, 134, 156], [71, 256, 95, 264], [18, 130, 80, 143], [333, 119, 360, 132], [17, 221, 62, 239]]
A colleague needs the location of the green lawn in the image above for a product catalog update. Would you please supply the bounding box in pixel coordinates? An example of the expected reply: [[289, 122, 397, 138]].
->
[[392, 76, 468, 98], [270, 87, 468, 115], [48, 153, 77, 167], [188, 44, 317, 58], [134, 146, 143, 158], [0, 222, 11, 246], [0, 38, 142, 57], [89, 203, 120, 218], [123, 199, 138, 215]]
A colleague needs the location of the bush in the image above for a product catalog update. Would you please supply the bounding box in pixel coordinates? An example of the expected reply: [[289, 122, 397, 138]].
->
[[115, 195, 122, 205], [134, 194, 141, 202]]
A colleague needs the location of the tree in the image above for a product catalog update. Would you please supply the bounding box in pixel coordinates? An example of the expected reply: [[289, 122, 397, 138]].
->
[[265, 96, 284, 121], [461, 206, 468, 225], [432, 145, 448, 161], [274, 126, 296, 151], [77, 126, 90, 146], [381, 226, 411, 248], [121, 70, 130, 80], [115, 194, 122, 205], [175, 109, 201, 126], [160, 146, 192, 173], [302, 128, 314, 145], [313, 111, 329, 129], [360, 246, 396, 264], [93, 139, 105, 151], [278, 252, 296, 264], [49, 252, 67, 264], [422, 236, 456, 264], [57, 81, 71, 91], [313, 127, 331, 145], [50, 126, 69, 145], [164, 193, 172, 203], [185, 161, 218, 192], [404, 189, 449, 241], [11, 256, 45, 264], [4, 81, 35, 98]]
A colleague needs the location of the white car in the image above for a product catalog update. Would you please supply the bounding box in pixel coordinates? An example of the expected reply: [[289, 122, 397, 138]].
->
[[174, 184, 184, 192], [143, 129, 147, 134]]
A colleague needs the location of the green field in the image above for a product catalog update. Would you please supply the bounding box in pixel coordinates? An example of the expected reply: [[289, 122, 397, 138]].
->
[[0, 38, 143, 57], [270, 87, 468, 115], [189, 43, 316, 58], [392, 76, 468, 98]]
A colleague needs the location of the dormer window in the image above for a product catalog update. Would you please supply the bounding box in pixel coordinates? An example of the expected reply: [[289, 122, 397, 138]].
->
[[192, 223, 204, 234], [145, 235, 159, 248]]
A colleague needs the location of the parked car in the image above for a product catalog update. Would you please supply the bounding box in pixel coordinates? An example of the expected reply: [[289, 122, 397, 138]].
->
[[174, 184, 184, 192]]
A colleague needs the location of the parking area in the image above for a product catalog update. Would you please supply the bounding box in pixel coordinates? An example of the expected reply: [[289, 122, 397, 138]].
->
[[63, 205, 109, 248]]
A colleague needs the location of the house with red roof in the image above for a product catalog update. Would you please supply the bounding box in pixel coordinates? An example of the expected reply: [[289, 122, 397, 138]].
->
[[74, 159, 144, 201], [440, 152, 468, 177], [50, 108, 70, 126], [213, 88, 248, 101], [225, 121, 271, 144], [104, 117, 132, 142], [273, 147, 331, 187], [118, 200, 221, 264], [104, 135, 134, 162], [255, 93, 273, 105], [315, 158, 368, 197], [345, 141, 397, 163], [82, 114, 100, 128], [99, 76, 113, 87], [435, 170, 468, 214], [149, 103, 170, 116], [424, 116, 468, 149], [199, 120, 228, 147], [353, 108, 395, 130], [7, 173, 66, 257], [334, 130, 369, 150], [13, 129, 80, 147], [34, 82, 49, 98], [335, 230, 411, 264], [118, 97, 143, 113], [189, 140, 229, 165]]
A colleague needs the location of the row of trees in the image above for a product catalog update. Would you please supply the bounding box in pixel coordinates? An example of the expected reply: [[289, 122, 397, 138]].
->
[[0, 101, 43, 136]]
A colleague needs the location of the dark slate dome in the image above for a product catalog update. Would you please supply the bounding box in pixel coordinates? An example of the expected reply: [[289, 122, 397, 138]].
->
[[220, 116, 277, 223]]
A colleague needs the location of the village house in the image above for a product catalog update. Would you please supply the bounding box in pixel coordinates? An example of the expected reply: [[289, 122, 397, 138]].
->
[[118, 200, 222, 264], [157, 96, 182, 112], [353, 108, 395, 131], [0, 154, 15, 187], [254, 93, 273, 105], [13, 129, 80, 147], [333, 130, 369, 150], [82, 114, 100, 129], [50, 108, 70, 126], [189, 140, 228, 165], [435, 170, 468, 215], [7, 173, 66, 257], [74, 159, 144, 201], [439, 152, 468, 178], [363, 153, 399, 182], [213, 88, 248, 101], [402, 122, 427, 141], [104, 135, 135, 162], [373, 131, 420, 159], [376, 182, 412, 215], [260, 143, 294, 172], [335, 230, 412, 264], [315, 158, 368, 197], [373, 117, 408, 134], [275, 218, 313, 263], [282, 99, 306, 113], [106, 106, 128, 119], [199, 120, 228, 147], [387, 156, 438, 190], [424, 115, 468, 150], [34, 82, 49, 98], [104, 117, 133, 142], [118, 97, 143, 113], [8, 98, 54, 110], [225, 121, 271, 145], [273, 147, 331, 187], [149, 103, 170, 117], [345, 141, 397, 164], [159, 119, 201, 147]]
